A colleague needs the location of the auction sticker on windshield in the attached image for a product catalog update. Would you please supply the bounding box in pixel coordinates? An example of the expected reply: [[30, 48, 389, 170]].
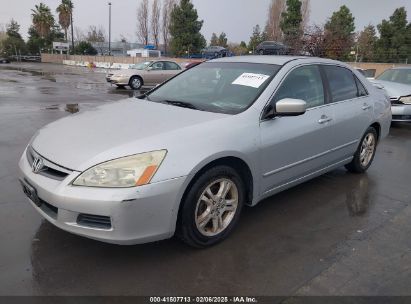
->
[[232, 73, 270, 88]]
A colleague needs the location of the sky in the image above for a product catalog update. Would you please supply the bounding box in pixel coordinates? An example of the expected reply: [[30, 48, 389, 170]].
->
[[1, 0, 411, 43]]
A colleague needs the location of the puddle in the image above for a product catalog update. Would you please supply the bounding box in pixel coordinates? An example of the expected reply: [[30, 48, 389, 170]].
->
[[345, 176, 370, 217], [0, 79, 18, 83], [0, 66, 57, 82], [38, 87, 56, 95]]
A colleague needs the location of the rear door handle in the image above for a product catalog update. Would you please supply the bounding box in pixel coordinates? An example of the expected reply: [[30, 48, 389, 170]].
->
[[318, 115, 332, 124], [362, 103, 371, 110]]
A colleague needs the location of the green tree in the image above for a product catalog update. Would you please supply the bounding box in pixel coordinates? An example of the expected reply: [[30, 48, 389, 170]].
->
[[375, 7, 410, 63], [217, 32, 228, 47], [1, 20, 26, 57], [74, 41, 97, 55], [27, 23, 64, 54], [248, 24, 264, 52], [357, 25, 377, 62], [324, 5, 355, 60], [280, 0, 303, 53], [169, 0, 206, 56], [26, 26, 43, 54], [56, 0, 73, 41], [31, 3, 55, 39], [240, 41, 247, 49], [210, 32, 218, 45]]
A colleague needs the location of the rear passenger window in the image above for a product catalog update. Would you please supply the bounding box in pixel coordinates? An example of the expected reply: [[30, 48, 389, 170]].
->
[[323, 66, 358, 102], [165, 62, 181, 70], [274, 65, 325, 109]]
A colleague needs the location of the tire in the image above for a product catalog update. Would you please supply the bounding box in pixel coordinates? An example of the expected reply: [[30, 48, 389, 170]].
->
[[178, 165, 245, 248], [129, 76, 143, 90], [345, 127, 378, 173], [259, 50, 265, 55]]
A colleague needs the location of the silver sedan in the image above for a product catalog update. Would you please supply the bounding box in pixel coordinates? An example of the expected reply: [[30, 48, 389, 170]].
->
[[19, 56, 391, 247], [372, 67, 411, 122]]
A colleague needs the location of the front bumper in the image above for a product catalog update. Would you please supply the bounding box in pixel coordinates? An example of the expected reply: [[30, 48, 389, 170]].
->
[[19, 149, 186, 245], [391, 104, 411, 122], [106, 76, 129, 85]]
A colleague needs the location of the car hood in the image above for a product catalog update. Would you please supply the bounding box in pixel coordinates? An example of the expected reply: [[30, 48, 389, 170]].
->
[[31, 99, 228, 171], [371, 79, 411, 99]]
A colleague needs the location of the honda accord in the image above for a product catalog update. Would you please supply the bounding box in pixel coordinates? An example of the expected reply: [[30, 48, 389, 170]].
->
[[19, 56, 391, 247]]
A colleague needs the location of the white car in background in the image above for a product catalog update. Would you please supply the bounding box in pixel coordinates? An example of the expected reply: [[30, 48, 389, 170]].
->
[[372, 67, 411, 122]]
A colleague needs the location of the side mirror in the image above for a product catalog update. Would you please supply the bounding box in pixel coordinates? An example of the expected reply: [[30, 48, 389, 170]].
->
[[263, 98, 307, 120], [276, 98, 307, 116], [146, 66, 154, 71]]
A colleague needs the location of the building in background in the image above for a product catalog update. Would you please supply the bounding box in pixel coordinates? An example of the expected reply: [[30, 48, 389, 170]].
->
[[91, 42, 145, 56]]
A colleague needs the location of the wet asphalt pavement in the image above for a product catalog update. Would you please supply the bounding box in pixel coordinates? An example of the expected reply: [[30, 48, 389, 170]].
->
[[0, 62, 410, 297]]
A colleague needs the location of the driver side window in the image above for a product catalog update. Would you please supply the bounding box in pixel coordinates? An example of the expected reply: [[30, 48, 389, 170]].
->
[[273, 65, 325, 109]]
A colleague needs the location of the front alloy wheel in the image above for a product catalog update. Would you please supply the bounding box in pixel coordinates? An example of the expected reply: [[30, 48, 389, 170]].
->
[[129, 76, 142, 90], [178, 166, 245, 248], [195, 178, 239, 237]]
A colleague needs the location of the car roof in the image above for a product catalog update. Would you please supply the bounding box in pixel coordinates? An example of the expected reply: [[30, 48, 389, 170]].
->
[[209, 55, 341, 66]]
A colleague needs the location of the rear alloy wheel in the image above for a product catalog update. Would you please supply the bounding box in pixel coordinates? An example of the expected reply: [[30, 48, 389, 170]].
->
[[345, 127, 377, 173], [129, 76, 143, 90], [178, 166, 245, 248], [259, 50, 265, 55]]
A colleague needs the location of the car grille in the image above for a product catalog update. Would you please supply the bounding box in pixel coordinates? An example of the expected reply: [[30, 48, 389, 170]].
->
[[26, 146, 72, 181], [77, 214, 112, 230]]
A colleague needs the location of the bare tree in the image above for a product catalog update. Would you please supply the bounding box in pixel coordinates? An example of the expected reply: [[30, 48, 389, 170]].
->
[[86, 25, 106, 42], [73, 26, 84, 42], [303, 24, 326, 57], [265, 0, 285, 41], [86, 25, 106, 54], [301, 0, 311, 32], [151, 0, 161, 49], [137, 0, 149, 45], [162, 0, 176, 55]]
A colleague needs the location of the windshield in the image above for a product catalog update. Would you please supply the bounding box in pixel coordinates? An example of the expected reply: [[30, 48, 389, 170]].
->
[[130, 61, 153, 70], [377, 69, 411, 85], [147, 62, 281, 114]]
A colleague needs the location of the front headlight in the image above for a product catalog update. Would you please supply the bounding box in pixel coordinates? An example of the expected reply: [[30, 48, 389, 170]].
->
[[399, 96, 411, 104], [73, 150, 167, 188]]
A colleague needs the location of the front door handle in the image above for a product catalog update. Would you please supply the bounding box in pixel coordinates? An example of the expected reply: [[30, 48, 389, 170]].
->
[[318, 115, 332, 124], [362, 103, 371, 110]]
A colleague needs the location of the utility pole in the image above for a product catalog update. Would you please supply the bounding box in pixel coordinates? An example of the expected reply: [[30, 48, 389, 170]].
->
[[70, 12, 74, 55], [108, 2, 112, 56]]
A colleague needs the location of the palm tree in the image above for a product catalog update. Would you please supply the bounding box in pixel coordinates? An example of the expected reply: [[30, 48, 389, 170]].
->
[[56, 0, 73, 41], [31, 3, 54, 39]]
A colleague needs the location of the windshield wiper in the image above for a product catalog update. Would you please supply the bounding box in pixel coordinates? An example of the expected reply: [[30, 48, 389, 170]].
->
[[161, 100, 199, 110]]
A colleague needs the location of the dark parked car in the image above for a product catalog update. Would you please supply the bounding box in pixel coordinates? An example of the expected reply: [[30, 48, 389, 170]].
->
[[201, 46, 228, 58], [0, 57, 11, 63], [256, 41, 288, 55]]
